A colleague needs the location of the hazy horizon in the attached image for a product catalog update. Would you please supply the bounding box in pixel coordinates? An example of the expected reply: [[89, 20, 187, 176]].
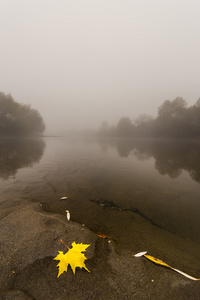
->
[[1, 0, 200, 134]]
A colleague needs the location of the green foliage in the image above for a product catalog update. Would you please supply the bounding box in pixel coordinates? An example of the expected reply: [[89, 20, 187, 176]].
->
[[0, 92, 45, 136]]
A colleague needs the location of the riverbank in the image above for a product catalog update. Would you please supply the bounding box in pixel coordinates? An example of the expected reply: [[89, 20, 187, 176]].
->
[[0, 200, 200, 299]]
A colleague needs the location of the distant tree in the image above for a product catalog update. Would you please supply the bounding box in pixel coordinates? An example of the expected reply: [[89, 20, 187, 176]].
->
[[154, 97, 187, 137], [96, 96, 200, 139], [0, 92, 45, 136], [133, 114, 154, 137], [184, 100, 200, 137], [116, 117, 135, 136], [134, 114, 153, 126], [194, 98, 200, 107], [158, 97, 187, 119], [98, 121, 110, 134], [97, 121, 117, 137]]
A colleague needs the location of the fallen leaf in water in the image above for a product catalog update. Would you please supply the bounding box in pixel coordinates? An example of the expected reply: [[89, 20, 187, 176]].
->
[[97, 234, 109, 239], [54, 242, 90, 277]]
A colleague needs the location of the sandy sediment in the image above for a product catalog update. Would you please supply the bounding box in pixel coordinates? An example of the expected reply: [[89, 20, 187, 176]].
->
[[0, 201, 200, 300]]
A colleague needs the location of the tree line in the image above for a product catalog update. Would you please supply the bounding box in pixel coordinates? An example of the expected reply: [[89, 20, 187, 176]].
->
[[97, 97, 200, 139], [0, 92, 45, 136]]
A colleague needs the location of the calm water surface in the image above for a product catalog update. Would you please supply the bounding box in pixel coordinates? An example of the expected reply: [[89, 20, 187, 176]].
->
[[0, 137, 200, 272]]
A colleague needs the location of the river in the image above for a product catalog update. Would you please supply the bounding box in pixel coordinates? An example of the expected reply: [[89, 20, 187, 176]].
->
[[0, 136, 200, 274]]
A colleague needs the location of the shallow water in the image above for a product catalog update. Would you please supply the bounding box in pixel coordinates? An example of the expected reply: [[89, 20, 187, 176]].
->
[[0, 136, 200, 273]]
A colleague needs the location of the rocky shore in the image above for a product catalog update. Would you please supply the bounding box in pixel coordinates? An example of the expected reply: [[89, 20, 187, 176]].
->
[[0, 200, 200, 299]]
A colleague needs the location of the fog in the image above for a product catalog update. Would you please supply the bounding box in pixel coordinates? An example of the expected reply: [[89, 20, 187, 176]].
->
[[1, 0, 200, 135]]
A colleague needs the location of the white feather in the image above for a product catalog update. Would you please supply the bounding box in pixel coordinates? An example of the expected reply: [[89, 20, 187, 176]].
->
[[66, 210, 70, 221], [134, 251, 147, 257]]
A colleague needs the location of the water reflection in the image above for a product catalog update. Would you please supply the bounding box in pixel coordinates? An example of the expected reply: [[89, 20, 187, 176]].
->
[[0, 138, 46, 179], [97, 138, 200, 183]]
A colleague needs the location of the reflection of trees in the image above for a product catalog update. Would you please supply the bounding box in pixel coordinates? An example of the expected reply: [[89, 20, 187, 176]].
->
[[132, 149, 151, 161], [0, 138, 46, 179], [155, 158, 182, 178], [97, 138, 200, 183], [116, 139, 134, 157], [149, 141, 200, 182]]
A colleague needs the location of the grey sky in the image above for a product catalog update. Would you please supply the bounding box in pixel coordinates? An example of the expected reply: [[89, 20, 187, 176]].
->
[[1, 0, 200, 134]]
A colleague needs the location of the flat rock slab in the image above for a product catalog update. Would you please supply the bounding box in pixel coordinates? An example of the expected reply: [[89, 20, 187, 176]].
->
[[0, 201, 200, 299]]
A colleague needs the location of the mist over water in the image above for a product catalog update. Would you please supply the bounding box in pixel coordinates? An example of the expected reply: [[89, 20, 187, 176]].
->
[[1, 1, 200, 134]]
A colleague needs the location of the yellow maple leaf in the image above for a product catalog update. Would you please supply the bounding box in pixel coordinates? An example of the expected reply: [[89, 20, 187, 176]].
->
[[54, 241, 90, 277]]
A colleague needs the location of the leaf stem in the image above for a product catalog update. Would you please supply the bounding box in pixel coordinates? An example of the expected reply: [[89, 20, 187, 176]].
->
[[60, 239, 69, 249]]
